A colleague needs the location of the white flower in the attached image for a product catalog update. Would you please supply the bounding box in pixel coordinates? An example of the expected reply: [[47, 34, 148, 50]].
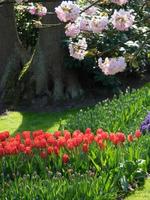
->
[[37, 6, 47, 17], [55, 1, 80, 22], [90, 16, 109, 33], [65, 22, 80, 38], [69, 38, 87, 60], [78, 16, 91, 32], [98, 57, 127, 75], [83, 5, 98, 15], [111, 9, 135, 31]]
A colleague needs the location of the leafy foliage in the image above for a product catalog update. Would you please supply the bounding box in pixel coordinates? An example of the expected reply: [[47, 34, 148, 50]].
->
[[79, 0, 150, 72], [15, 4, 38, 48], [65, 84, 150, 133]]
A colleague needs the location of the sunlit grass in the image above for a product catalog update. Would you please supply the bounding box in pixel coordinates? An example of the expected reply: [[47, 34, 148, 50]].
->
[[0, 112, 23, 134], [0, 109, 80, 135], [125, 179, 150, 200]]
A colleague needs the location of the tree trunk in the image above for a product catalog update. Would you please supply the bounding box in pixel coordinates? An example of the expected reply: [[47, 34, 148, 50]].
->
[[0, 4, 26, 102], [31, 2, 83, 103], [0, 2, 83, 106]]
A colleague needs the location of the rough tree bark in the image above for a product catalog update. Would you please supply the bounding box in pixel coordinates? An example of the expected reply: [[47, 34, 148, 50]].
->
[[0, 4, 26, 101], [30, 2, 83, 102]]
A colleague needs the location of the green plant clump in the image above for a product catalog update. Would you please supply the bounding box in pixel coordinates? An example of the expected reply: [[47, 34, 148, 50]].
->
[[65, 84, 150, 133]]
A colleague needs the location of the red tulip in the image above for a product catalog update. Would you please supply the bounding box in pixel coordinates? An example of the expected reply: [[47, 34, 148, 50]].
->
[[66, 139, 74, 150], [127, 134, 134, 142], [101, 132, 109, 140], [22, 131, 31, 139], [135, 130, 141, 138], [63, 130, 71, 140], [33, 139, 40, 148], [44, 132, 51, 139], [117, 132, 126, 143], [40, 138, 47, 148], [53, 146, 59, 156], [85, 128, 91, 134], [96, 128, 103, 135], [98, 140, 106, 150], [19, 143, 25, 152], [82, 143, 89, 153], [72, 130, 81, 138], [15, 134, 21, 142], [25, 138, 32, 146], [47, 146, 53, 154], [40, 151, 47, 159], [32, 130, 44, 138], [47, 136, 56, 146], [57, 137, 66, 147], [54, 131, 61, 139], [0, 134, 6, 141], [62, 154, 69, 164], [25, 146, 32, 155]]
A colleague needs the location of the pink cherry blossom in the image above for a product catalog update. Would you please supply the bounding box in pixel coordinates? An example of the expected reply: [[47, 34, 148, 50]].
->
[[37, 6, 47, 17], [111, 9, 135, 31], [83, 5, 98, 15], [111, 0, 128, 6], [98, 57, 126, 75], [55, 1, 80, 22], [69, 38, 87, 60], [90, 16, 109, 33], [28, 5, 36, 15], [65, 23, 80, 38], [79, 16, 91, 32]]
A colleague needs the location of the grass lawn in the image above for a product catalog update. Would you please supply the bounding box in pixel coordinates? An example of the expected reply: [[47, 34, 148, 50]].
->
[[0, 109, 79, 134], [125, 179, 150, 200]]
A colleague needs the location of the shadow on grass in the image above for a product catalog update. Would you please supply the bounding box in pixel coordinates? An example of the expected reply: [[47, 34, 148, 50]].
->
[[14, 109, 79, 134]]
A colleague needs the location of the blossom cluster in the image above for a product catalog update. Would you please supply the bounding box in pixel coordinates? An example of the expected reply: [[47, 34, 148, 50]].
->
[[27, 3, 47, 17], [111, 9, 135, 31], [98, 57, 127, 75], [55, 2, 134, 34], [15, 0, 133, 75], [55, 1, 134, 74], [15, 2, 47, 17], [140, 112, 150, 133], [69, 38, 87, 60], [0, 129, 142, 164], [55, 1, 80, 22]]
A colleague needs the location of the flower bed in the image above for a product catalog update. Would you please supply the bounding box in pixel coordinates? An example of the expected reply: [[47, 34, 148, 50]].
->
[[0, 128, 150, 199], [0, 129, 142, 161]]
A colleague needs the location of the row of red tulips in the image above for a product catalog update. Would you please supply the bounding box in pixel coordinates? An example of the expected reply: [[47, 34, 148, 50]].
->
[[0, 129, 142, 163]]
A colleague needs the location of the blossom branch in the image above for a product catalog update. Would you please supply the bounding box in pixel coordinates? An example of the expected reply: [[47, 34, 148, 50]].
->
[[32, 20, 62, 28]]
